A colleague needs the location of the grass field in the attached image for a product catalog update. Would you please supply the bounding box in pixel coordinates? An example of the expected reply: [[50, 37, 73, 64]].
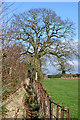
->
[[42, 78, 78, 118]]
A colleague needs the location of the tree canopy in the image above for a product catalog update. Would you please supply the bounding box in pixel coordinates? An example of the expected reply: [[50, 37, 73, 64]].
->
[[8, 8, 77, 75]]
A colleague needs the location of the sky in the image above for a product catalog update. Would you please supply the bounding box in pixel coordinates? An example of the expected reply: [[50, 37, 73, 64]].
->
[[4, 0, 79, 2], [5, 2, 78, 41], [4, 2, 78, 74]]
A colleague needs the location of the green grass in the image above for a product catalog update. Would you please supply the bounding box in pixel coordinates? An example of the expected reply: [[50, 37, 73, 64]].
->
[[42, 78, 78, 118]]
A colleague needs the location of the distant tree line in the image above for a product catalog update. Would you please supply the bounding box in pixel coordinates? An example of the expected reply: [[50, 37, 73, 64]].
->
[[48, 73, 80, 78]]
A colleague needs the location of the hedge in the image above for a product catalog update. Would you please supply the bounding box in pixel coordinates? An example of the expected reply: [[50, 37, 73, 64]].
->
[[48, 74, 80, 78]]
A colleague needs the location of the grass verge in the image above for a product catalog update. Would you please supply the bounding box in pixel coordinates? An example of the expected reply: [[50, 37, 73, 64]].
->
[[42, 78, 78, 118]]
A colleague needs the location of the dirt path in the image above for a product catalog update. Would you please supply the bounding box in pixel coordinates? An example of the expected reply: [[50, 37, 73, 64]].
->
[[3, 86, 27, 118]]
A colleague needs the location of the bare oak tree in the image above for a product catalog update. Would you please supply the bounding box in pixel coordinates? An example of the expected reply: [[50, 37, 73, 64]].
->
[[9, 8, 77, 74]]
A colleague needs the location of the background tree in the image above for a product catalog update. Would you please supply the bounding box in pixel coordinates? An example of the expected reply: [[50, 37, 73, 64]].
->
[[53, 57, 74, 74], [47, 40, 78, 74], [11, 8, 77, 77]]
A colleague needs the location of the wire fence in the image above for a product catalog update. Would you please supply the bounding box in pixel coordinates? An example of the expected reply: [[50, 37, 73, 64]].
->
[[33, 79, 72, 119]]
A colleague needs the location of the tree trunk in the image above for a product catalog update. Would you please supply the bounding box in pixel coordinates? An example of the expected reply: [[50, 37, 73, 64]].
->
[[62, 70, 66, 74]]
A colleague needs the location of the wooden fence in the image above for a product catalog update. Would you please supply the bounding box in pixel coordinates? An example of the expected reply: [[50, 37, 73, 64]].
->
[[33, 79, 72, 119]]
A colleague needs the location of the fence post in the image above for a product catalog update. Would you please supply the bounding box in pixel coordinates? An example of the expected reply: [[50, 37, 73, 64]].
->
[[56, 103, 59, 118], [51, 100, 53, 119], [35, 71, 37, 80], [61, 106, 64, 119], [50, 101, 52, 120], [66, 108, 70, 120], [43, 90, 46, 118], [46, 94, 50, 118], [49, 98, 52, 120]]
